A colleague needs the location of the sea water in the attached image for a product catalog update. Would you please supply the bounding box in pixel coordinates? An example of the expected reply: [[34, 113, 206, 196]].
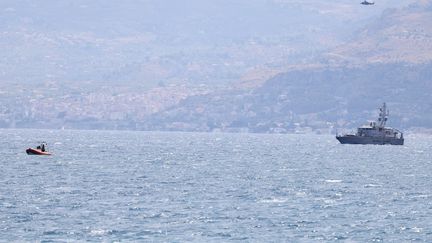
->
[[0, 129, 431, 242]]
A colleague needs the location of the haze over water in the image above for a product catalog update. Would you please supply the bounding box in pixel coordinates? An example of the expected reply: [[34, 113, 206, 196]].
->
[[1, 129, 431, 241]]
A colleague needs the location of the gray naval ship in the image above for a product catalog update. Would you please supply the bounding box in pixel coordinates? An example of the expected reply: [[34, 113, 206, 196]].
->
[[336, 103, 404, 145]]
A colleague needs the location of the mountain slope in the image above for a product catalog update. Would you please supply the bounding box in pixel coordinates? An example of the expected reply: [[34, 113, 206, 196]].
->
[[142, 2, 432, 133], [325, 0, 432, 64], [145, 63, 432, 133], [1, 1, 431, 133]]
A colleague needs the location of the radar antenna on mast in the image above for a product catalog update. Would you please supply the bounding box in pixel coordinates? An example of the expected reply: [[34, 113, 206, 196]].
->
[[377, 102, 389, 128]]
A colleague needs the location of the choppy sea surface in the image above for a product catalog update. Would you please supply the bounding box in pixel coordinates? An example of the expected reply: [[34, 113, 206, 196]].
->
[[0, 129, 431, 242]]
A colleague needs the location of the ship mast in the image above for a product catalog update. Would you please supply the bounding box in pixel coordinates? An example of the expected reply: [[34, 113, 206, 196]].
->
[[377, 102, 389, 128]]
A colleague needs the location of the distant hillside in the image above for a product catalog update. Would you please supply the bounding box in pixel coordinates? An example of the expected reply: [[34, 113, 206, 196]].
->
[[2, 1, 431, 133], [142, 1, 432, 133], [145, 62, 432, 133], [2, 62, 429, 133], [324, 0, 432, 64]]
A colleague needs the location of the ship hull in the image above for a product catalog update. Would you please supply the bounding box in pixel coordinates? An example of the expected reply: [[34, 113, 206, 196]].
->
[[336, 136, 404, 145]]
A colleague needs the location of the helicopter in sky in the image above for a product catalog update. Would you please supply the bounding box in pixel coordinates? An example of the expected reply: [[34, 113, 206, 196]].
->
[[361, 1, 375, 5]]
